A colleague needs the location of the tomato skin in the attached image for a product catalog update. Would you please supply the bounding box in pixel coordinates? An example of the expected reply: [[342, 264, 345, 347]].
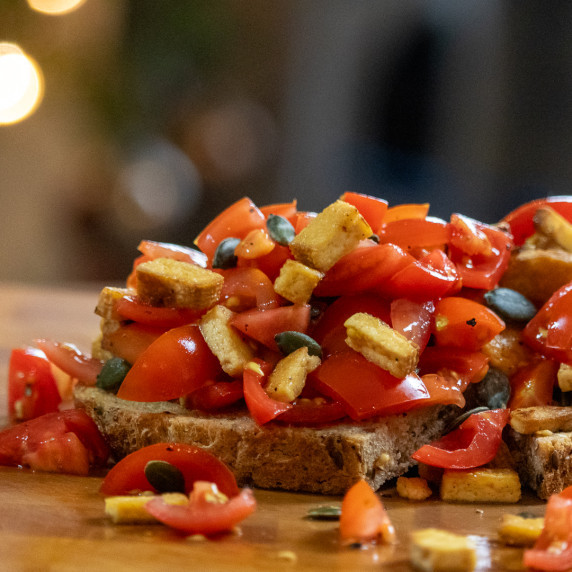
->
[[145, 481, 256, 536], [187, 380, 244, 412], [523, 488, 572, 571], [434, 297, 505, 351], [100, 443, 240, 498], [340, 192, 388, 234], [242, 361, 292, 425], [339, 479, 395, 545], [115, 296, 204, 328], [274, 398, 347, 426], [313, 351, 431, 420], [508, 359, 558, 410], [8, 347, 62, 422], [116, 324, 222, 402], [314, 243, 413, 297], [230, 305, 310, 351], [237, 243, 292, 282], [390, 299, 434, 352], [502, 196, 572, 246], [449, 213, 492, 256], [259, 200, 298, 224], [219, 267, 280, 311], [380, 218, 451, 251], [412, 409, 510, 469], [418, 346, 489, 388], [0, 409, 109, 475], [104, 323, 165, 365], [195, 197, 266, 261], [383, 202, 429, 222], [523, 282, 572, 365]]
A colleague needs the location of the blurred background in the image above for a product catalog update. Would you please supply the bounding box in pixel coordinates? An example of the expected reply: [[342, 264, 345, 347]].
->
[[1, 0, 572, 285]]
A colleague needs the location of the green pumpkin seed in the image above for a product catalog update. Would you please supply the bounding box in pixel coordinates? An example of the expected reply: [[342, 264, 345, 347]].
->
[[144, 460, 186, 493], [306, 505, 341, 520], [275, 331, 322, 358], [464, 367, 511, 410], [96, 357, 131, 392], [212, 237, 240, 269], [266, 214, 296, 246], [369, 234, 380, 244], [483, 287, 536, 322]]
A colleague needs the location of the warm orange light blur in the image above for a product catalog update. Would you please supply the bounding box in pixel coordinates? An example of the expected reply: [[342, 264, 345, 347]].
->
[[27, 0, 87, 15], [0, 43, 44, 125]]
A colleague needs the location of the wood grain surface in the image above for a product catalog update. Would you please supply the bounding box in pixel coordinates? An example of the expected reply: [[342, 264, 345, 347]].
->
[[0, 283, 545, 571]]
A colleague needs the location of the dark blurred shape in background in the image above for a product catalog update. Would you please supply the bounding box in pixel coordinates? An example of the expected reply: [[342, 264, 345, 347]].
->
[[1, 1, 572, 284]]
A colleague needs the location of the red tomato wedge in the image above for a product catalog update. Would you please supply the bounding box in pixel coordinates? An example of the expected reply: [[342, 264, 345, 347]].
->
[[523, 282, 572, 365], [237, 243, 292, 281], [524, 486, 572, 571], [449, 213, 492, 256], [104, 323, 165, 365], [274, 397, 347, 426], [433, 297, 505, 351], [242, 361, 292, 425], [116, 324, 222, 402], [234, 228, 275, 259], [390, 299, 434, 351], [230, 305, 311, 351], [313, 351, 431, 420], [379, 218, 451, 251], [100, 443, 240, 498], [418, 346, 490, 387], [383, 202, 429, 222], [259, 200, 298, 224], [8, 347, 62, 422], [219, 267, 280, 311], [412, 409, 510, 469], [340, 191, 388, 234], [194, 197, 266, 261], [314, 243, 413, 297], [187, 380, 244, 412], [0, 409, 109, 475], [116, 295, 204, 328], [502, 196, 572, 246], [34, 339, 104, 386], [508, 359, 558, 410], [145, 481, 256, 536], [339, 479, 395, 545]]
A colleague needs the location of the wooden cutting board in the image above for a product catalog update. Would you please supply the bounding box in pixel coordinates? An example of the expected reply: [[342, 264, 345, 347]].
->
[[0, 283, 543, 571]]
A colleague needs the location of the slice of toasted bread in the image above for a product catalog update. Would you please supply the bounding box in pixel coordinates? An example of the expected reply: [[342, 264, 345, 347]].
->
[[74, 385, 453, 495]]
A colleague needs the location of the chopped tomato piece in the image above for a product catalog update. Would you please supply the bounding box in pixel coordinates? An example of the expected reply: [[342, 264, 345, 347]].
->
[[230, 304, 311, 351], [234, 228, 276, 259], [294, 211, 317, 233], [449, 213, 492, 256], [104, 322, 165, 365], [412, 409, 510, 469], [34, 339, 104, 386], [524, 486, 572, 571], [418, 346, 490, 387], [194, 197, 266, 262], [0, 409, 109, 475], [116, 295, 204, 328], [145, 480, 256, 536], [100, 442, 239, 498], [219, 267, 280, 311], [259, 200, 298, 224], [242, 361, 292, 425], [340, 191, 388, 234], [508, 359, 558, 410], [417, 373, 466, 409], [502, 196, 572, 246], [390, 299, 434, 352], [339, 479, 395, 545], [433, 297, 505, 351], [237, 243, 292, 281], [187, 380, 244, 412], [8, 347, 62, 422], [523, 282, 572, 365], [274, 397, 347, 426], [383, 202, 429, 222], [313, 351, 431, 420], [116, 324, 222, 402], [380, 218, 451, 251]]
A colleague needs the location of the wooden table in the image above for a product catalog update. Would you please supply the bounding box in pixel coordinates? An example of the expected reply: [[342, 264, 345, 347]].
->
[[0, 283, 544, 571]]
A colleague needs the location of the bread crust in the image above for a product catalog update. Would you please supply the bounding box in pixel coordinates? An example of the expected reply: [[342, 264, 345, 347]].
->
[[75, 386, 453, 495]]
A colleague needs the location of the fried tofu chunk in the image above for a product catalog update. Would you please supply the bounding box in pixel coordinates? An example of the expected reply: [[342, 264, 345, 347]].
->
[[396, 477, 433, 501], [273, 260, 324, 305], [95, 286, 131, 321], [558, 363, 572, 392], [498, 513, 544, 546], [481, 327, 534, 378], [289, 200, 372, 272], [409, 528, 476, 572], [440, 468, 521, 503], [533, 206, 572, 252], [510, 405, 572, 434], [265, 346, 321, 403], [199, 305, 254, 377], [105, 493, 188, 524], [136, 258, 223, 310], [344, 312, 419, 378]]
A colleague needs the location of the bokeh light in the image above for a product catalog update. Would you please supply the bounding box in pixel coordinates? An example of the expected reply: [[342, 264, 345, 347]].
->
[[0, 43, 44, 125], [27, 0, 87, 16]]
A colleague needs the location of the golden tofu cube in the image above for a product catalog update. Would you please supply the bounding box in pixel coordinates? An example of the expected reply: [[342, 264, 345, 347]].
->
[[265, 347, 321, 403], [136, 258, 223, 310], [95, 286, 131, 321], [558, 363, 572, 392], [273, 260, 324, 305], [289, 200, 372, 272], [105, 493, 188, 524], [534, 206, 572, 252], [498, 513, 544, 546], [199, 305, 254, 376], [410, 528, 476, 571], [440, 468, 521, 503], [396, 477, 433, 501], [344, 312, 419, 378]]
